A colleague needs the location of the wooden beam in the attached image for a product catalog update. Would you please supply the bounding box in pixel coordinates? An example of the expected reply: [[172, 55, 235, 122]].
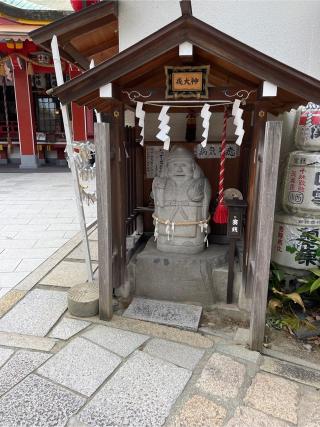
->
[[180, 0, 192, 16], [95, 122, 113, 320], [249, 121, 282, 351], [63, 42, 90, 70]]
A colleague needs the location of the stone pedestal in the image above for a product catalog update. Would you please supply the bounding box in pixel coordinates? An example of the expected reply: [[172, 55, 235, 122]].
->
[[128, 239, 233, 306]]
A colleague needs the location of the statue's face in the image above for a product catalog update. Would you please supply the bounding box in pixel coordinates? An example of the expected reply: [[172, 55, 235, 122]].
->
[[167, 159, 194, 180]]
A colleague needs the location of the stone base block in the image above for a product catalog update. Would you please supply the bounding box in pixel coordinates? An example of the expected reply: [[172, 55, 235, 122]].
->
[[19, 154, 38, 169], [129, 239, 231, 306], [68, 282, 99, 317]]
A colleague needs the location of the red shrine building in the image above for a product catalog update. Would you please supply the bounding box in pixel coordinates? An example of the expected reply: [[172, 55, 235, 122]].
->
[[0, 0, 105, 168]]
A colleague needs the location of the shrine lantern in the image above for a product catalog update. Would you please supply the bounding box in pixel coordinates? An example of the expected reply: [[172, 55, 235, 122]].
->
[[70, 0, 100, 12]]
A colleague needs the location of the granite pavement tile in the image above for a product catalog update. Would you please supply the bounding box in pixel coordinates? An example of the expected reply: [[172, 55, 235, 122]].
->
[[0, 348, 13, 368], [68, 240, 98, 261], [196, 353, 246, 398], [0, 374, 86, 427], [226, 406, 291, 427], [169, 395, 227, 427], [144, 338, 204, 370], [0, 350, 51, 396], [261, 356, 320, 388], [37, 337, 121, 396], [0, 331, 56, 351], [298, 387, 320, 427], [0, 289, 67, 336], [123, 297, 202, 331], [0, 290, 26, 317], [78, 351, 191, 427], [49, 317, 90, 340], [244, 372, 299, 424], [82, 324, 149, 357], [39, 260, 98, 288]]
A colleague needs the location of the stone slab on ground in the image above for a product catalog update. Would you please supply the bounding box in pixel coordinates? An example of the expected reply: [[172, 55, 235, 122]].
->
[[144, 338, 205, 370], [298, 388, 320, 427], [196, 353, 246, 399], [67, 241, 98, 262], [244, 372, 299, 424], [233, 327, 250, 345], [169, 395, 227, 427], [0, 289, 67, 336], [123, 297, 202, 331], [82, 325, 149, 357], [261, 356, 320, 388], [0, 348, 13, 368], [49, 317, 90, 340], [0, 374, 86, 427], [216, 343, 262, 364], [78, 351, 191, 427], [70, 314, 214, 348], [226, 406, 291, 427], [0, 350, 50, 396], [0, 331, 56, 352], [39, 260, 98, 288], [37, 337, 121, 397]]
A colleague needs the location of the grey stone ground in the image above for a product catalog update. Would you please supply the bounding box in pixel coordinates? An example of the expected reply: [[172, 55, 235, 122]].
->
[[0, 172, 320, 426]]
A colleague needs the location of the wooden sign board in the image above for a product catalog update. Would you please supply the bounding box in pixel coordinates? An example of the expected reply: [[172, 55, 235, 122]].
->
[[165, 66, 209, 99]]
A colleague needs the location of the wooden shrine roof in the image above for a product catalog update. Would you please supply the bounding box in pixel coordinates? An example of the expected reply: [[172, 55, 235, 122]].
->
[[29, 1, 118, 70], [46, 9, 320, 114]]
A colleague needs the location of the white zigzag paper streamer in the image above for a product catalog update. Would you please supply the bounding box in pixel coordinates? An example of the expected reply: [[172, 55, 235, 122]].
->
[[232, 99, 245, 146], [200, 103, 212, 147], [136, 101, 145, 146], [156, 106, 171, 150]]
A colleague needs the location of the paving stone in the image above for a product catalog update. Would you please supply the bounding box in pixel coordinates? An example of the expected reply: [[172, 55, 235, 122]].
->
[[261, 356, 320, 388], [0, 259, 20, 273], [0, 331, 56, 351], [244, 372, 299, 423], [39, 260, 98, 288], [37, 337, 121, 396], [0, 289, 67, 336], [169, 395, 227, 427], [226, 406, 291, 427], [144, 338, 204, 370], [0, 348, 13, 368], [0, 350, 50, 396], [78, 351, 191, 427], [69, 313, 214, 348], [123, 297, 202, 331], [82, 324, 149, 357], [0, 374, 86, 427], [0, 290, 26, 317], [68, 240, 98, 261], [196, 353, 245, 398], [89, 229, 98, 240], [15, 258, 46, 272], [216, 344, 261, 364], [298, 388, 320, 427], [0, 271, 29, 287], [49, 317, 90, 340]]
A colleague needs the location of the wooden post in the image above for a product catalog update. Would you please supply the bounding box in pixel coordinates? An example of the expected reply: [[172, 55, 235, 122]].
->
[[95, 122, 113, 320], [249, 121, 282, 351]]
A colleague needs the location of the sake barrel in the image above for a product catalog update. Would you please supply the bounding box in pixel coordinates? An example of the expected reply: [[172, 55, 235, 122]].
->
[[282, 151, 320, 216], [272, 212, 320, 272], [295, 103, 320, 151]]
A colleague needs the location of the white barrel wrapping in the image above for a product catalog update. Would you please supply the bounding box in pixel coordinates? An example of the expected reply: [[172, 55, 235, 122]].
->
[[282, 151, 320, 215], [272, 212, 320, 271], [295, 103, 320, 151]]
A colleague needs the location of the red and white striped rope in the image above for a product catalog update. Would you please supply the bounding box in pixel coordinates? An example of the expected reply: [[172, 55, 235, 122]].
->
[[218, 108, 228, 204]]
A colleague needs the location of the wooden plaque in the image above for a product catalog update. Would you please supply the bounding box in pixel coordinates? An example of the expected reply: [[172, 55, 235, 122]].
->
[[165, 65, 209, 99]]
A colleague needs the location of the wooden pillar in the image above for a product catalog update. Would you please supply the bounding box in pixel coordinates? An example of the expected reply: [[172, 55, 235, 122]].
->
[[249, 121, 282, 351], [95, 122, 113, 320], [244, 103, 267, 295], [11, 55, 38, 168]]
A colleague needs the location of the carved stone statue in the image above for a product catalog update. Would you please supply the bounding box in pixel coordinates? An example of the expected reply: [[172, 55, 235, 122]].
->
[[152, 146, 211, 254]]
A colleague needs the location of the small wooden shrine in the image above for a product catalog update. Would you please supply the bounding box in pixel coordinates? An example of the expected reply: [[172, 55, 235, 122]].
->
[[31, 1, 320, 350]]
